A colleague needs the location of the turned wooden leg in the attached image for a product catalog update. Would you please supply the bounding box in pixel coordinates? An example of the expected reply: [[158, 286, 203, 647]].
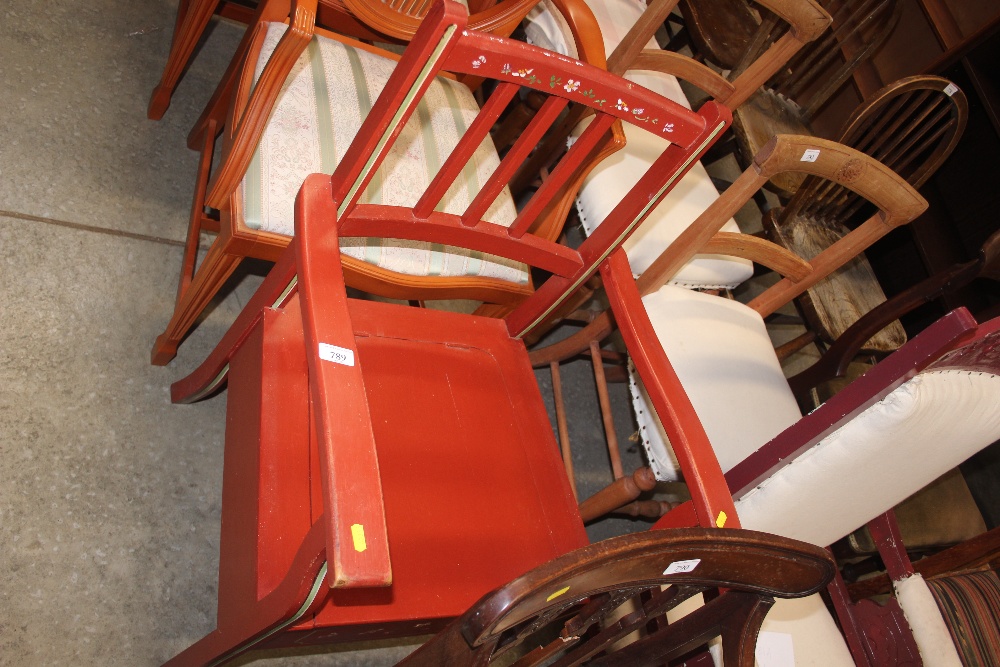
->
[[148, 0, 219, 120], [578, 467, 659, 523]]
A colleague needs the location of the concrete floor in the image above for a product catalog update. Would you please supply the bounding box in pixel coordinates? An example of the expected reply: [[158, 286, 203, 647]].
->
[[0, 2, 831, 666]]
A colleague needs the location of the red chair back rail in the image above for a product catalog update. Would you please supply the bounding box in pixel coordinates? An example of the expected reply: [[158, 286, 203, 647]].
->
[[172, 0, 731, 592]]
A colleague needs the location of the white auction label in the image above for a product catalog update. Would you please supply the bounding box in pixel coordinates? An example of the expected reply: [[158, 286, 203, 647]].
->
[[318, 343, 355, 367], [944, 82, 959, 97], [800, 148, 820, 162], [663, 558, 701, 575]]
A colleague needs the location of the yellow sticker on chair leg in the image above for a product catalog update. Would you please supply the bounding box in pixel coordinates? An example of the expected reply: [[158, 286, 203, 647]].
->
[[546, 586, 571, 602], [351, 524, 367, 552], [716, 511, 727, 528]]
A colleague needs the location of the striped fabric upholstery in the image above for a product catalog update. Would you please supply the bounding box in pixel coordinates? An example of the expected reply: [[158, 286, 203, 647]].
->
[[927, 571, 1000, 666], [240, 22, 528, 284]]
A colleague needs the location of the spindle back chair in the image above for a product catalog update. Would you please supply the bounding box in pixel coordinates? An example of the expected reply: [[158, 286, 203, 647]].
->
[[766, 75, 969, 354], [731, 0, 902, 197]]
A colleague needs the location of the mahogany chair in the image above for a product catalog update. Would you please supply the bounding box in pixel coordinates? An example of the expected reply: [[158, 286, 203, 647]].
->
[[730, 0, 902, 198], [398, 529, 836, 666], [147, 0, 541, 120], [842, 514, 1000, 665], [149, 0, 610, 365], [765, 75, 969, 356], [517, 0, 829, 329], [160, 3, 751, 663], [531, 134, 1000, 663]]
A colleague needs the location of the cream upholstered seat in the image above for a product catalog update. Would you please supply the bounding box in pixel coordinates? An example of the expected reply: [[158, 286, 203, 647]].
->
[[525, 0, 752, 288], [242, 22, 527, 284], [637, 286, 1000, 533], [631, 285, 801, 480]]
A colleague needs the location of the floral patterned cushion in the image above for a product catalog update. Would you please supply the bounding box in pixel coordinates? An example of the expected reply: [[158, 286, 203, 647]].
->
[[239, 23, 528, 284]]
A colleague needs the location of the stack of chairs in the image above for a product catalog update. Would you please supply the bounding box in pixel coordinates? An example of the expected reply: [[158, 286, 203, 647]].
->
[[146, 0, 1000, 664]]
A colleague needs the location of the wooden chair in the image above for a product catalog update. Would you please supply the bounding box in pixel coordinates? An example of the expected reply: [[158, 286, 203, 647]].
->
[[730, 0, 902, 198], [159, 3, 744, 663], [149, 0, 612, 365], [398, 528, 836, 666], [147, 0, 541, 119], [531, 134, 1000, 663], [518, 0, 829, 328], [765, 74, 969, 355], [842, 516, 1000, 665]]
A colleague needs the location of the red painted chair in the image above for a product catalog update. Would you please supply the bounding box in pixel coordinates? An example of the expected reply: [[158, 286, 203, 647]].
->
[[161, 3, 744, 663]]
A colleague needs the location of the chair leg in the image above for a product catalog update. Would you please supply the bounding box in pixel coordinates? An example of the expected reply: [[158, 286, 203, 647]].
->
[[826, 559, 876, 666], [549, 361, 578, 500], [591, 340, 623, 479], [148, 0, 220, 120], [153, 119, 243, 366], [162, 528, 330, 667], [152, 237, 244, 365]]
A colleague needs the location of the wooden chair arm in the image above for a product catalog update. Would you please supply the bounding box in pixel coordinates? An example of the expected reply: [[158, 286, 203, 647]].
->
[[205, 0, 319, 209], [295, 174, 392, 589], [785, 252, 986, 399], [615, 0, 829, 109], [754, 136, 926, 225], [722, 0, 830, 108], [703, 231, 811, 281], [637, 135, 927, 310], [754, 0, 830, 43], [630, 49, 736, 101], [606, 0, 679, 75]]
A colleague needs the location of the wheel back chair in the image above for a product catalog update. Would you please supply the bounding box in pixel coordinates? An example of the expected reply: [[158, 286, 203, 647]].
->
[[149, 0, 612, 365], [765, 74, 969, 358], [530, 133, 1000, 663], [518, 0, 830, 331], [147, 0, 542, 120], [159, 4, 843, 665]]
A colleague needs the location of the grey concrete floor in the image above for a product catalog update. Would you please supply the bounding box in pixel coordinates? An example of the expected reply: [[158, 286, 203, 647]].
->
[[0, 3, 817, 666]]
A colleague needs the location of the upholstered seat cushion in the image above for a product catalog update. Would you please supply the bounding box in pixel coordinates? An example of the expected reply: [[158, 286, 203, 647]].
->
[[526, 0, 753, 288], [240, 23, 528, 284], [925, 570, 1000, 665], [635, 285, 1000, 550], [736, 367, 1000, 548], [631, 285, 802, 480]]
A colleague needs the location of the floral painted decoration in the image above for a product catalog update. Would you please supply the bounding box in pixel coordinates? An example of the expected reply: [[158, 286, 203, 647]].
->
[[489, 58, 677, 132]]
